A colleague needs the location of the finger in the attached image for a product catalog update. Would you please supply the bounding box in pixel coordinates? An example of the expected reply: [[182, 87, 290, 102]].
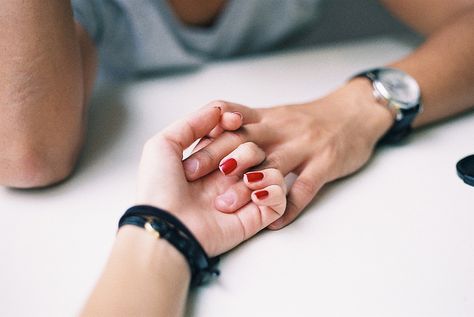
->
[[251, 184, 287, 216], [208, 125, 224, 139], [251, 145, 303, 176], [219, 142, 265, 176], [192, 111, 244, 155], [159, 106, 222, 155], [183, 123, 272, 181], [207, 100, 261, 124], [214, 181, 252, 213], [215, 168, 286, 214], [207, 111, 242, 138], [183, 131, 247, 181], [244, 168, 287, 192], [267, 164, 325, 230], [221, 111, 244, 131], [232, 191, 285, 240]]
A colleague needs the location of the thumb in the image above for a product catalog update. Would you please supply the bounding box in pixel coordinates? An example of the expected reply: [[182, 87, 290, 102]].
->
[[136, 106, 222, 208], [139, 106, 222, 184], [267, 165, 325, 230], [158, 106, 223, 157]]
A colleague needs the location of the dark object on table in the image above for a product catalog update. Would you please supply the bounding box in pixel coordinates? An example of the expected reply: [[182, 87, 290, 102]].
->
[[456, 154, 474, 187]]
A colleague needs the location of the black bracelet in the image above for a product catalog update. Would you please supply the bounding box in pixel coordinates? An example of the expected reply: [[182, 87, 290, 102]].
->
[[118, 205, 220, 287]]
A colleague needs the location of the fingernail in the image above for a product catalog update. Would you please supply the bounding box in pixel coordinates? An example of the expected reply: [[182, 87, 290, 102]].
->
[[232, 112, 243, 120], [219, 158, 237, 175], [245, 172, 264, 182], [255, 190, 269, 200], [183, 158, 199, 175], [217, 191, 236, 207]]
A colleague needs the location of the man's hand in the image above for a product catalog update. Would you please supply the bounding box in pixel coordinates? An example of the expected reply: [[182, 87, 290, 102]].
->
[[183, 79, 394, 229]]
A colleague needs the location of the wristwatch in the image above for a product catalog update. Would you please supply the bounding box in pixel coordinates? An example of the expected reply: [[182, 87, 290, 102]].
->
[[353, 67, 423, 143]]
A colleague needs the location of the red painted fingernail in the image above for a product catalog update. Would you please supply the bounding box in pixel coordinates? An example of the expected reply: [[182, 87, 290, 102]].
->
[[232, 112, 243, 120], [219, 158, 237, 175], [245, 172, 264, 182], [255, 190, 269, 200]]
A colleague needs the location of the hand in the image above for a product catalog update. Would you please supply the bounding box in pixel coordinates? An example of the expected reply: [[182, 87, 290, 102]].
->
[[136, 107, 287, 256], [183, 79, 394, 229]]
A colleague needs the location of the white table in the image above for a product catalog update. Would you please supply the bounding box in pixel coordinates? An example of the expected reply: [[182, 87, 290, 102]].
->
[[1, 36, 473, 317]]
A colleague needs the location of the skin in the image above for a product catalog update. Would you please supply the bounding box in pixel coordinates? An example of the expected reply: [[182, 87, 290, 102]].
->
[[1, 0, 470, 314], [81, 107, 287, 316], [0, 1, 96, 188], [0, 0, 473, 229], [168, 0, 227, 26], [182, 1, 474, 229]]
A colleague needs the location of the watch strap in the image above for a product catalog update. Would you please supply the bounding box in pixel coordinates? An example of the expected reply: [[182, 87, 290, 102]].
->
[[379, 109, 417, 144], [353, 69, 421, 144]]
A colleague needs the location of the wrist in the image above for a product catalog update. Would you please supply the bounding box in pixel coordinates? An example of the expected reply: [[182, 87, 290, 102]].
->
[[338, 78, 395, 144], [115, 226, 191, 284], [82, 225, 190, 316]]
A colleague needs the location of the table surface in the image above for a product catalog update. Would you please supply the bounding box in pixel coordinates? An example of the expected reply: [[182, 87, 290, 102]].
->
[[1, 36, 473, 317]]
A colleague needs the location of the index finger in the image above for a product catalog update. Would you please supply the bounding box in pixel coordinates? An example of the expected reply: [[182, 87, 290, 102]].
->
[[208, 100, 261, 124]]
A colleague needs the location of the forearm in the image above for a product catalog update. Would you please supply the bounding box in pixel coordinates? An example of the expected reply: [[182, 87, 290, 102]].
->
[[391, 7, 474, 127], [81, 226, 190, 317], [0, 1, 95, 187]]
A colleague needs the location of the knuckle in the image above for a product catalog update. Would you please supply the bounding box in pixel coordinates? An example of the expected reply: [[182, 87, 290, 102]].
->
[[265, 152, 283, 170], [274, 184, 285, 197], [261, 167, 281, 179], [225, 131, 246, 144], [269, 167, 284, 178], [318, 138, 343, 180], [292, 177, 319, 199], [325, 137, 340, 159], [265, 168, 285, 186], [196, 147, 216, 166], [242, 142, 263, 157], [144, 134, 180, 156]]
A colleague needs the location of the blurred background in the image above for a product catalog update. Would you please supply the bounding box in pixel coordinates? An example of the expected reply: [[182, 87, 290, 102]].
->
[[280, 0, 415, 49]]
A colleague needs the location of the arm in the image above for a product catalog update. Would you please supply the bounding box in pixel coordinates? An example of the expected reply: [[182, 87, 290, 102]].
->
[[0, 1, 97, 188], [81, 226, 190, 317], [181, 1, 474, 229], [381, 0, 474, 126]]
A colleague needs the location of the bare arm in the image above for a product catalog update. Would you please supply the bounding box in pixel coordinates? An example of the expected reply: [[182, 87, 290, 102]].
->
[[0, 1, 97, 188], [181, 1, 474, 229], [81, 227, 190, 317], [381, 0, 474, 126]]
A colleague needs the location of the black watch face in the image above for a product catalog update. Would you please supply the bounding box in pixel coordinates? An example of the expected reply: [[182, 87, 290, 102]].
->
[[375, 68, 420, 109]]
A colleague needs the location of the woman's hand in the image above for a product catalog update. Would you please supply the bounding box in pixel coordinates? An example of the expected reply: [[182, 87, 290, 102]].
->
[[183, 79, 395, 229], [136, 106, 287, 256]]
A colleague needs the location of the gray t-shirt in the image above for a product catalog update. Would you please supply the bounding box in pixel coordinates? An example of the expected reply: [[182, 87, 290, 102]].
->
[[72, 0, 323, 77]]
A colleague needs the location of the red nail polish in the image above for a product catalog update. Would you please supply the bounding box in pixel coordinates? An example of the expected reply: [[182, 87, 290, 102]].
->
[[255, 190, 269, 200], [245, 172, 264, 182], [219, 158, 237, 175]]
